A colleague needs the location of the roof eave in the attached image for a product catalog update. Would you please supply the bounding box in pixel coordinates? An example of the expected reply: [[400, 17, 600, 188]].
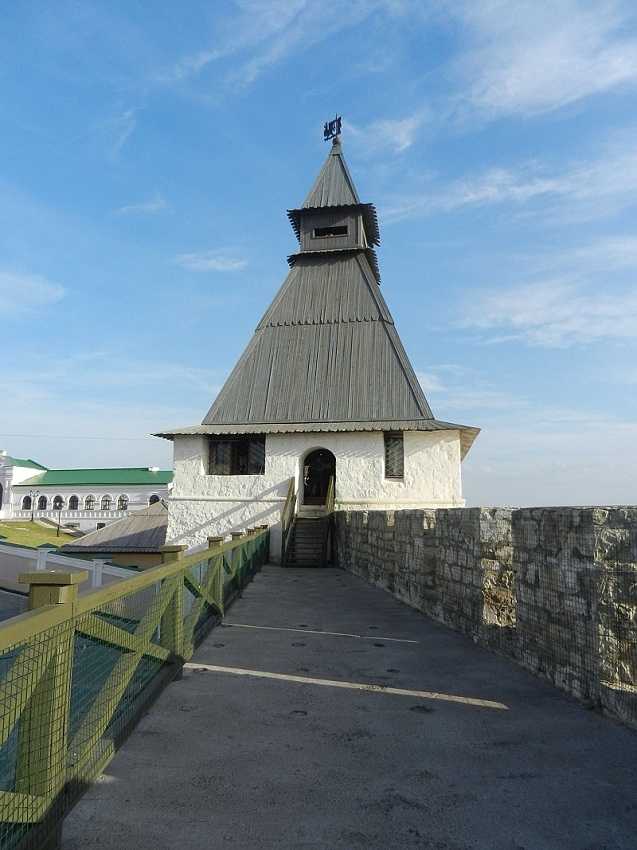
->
[[154, 419, 480, 459]]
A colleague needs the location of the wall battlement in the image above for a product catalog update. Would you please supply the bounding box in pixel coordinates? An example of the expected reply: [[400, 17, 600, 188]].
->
[[335, 506, 637, 729]]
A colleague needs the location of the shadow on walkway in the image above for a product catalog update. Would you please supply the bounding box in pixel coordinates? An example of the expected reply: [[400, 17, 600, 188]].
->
[[63, 566, 637, 850]]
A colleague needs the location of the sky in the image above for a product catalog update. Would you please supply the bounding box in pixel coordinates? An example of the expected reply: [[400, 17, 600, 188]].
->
[[1, 0, 637, 507]]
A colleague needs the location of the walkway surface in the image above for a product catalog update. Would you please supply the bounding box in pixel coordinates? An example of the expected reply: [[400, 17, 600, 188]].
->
[[63, 566, 637, 850]]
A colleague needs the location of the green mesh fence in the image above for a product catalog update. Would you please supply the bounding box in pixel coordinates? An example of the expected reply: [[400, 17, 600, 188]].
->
[[0, 528, 269, 850]]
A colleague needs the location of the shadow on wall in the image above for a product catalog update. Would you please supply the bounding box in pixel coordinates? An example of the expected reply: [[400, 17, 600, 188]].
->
[[167, 498, 282, 547], [335, 506, 637, 731]]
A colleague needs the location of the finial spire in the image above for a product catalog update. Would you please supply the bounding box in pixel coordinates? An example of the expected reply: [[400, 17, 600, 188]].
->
[[323, 114, 342, 142]]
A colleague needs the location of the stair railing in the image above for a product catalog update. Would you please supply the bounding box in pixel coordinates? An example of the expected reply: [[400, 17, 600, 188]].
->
[[325, 475, 335, 515], [323, 475, 336, 567], [280, 476, 296, 565]]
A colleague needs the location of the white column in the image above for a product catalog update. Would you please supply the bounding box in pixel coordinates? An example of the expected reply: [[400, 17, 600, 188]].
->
[[90, 558, 107, 588], [36, 547, 54, 571]]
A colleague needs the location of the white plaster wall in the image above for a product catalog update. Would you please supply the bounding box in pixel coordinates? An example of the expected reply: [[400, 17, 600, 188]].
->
[[167, 430, 464, 558], [0, 461, 44, 519]]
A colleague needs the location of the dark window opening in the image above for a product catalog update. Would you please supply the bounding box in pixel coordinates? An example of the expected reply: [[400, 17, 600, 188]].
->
[[384, 432, 404, 480], [209, 435, 265, 475], [149, 494, 160, 505], [68, 495, 79, 510], [313, 225, 348, 238]]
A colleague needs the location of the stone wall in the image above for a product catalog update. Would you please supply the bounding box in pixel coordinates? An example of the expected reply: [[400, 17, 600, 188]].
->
[[335, 506, 637, 728]]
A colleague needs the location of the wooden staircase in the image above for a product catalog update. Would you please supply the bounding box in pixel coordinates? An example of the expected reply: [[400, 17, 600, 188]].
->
[[285, 516, 330, 567]]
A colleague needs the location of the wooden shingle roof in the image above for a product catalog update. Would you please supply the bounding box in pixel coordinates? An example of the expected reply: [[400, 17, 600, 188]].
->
[[156, 136, 479, 457]]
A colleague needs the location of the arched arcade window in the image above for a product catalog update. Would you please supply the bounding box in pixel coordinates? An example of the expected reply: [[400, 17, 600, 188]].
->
[[117, 495, 129, 511], [101, 495, 112, 510], [85, 495, 96, 511], [52, 496, 64, 511], [37, 496, 47, 510], [148, 494, 160, 505], [68, 495, 79, 510], [22, 496, 32, 511]]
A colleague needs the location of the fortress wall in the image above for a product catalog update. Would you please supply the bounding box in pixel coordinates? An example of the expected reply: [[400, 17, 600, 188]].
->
[[335, 505, 637, 728]]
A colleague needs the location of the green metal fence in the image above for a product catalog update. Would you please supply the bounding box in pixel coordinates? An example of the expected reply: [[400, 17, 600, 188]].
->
[[0, 526, 269, 850]]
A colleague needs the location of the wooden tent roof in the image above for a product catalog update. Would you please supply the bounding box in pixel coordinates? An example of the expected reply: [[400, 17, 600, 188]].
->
[[156, 137, 479, 457]]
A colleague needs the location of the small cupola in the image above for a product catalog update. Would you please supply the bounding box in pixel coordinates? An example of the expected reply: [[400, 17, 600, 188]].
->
[[287, 134, 381, 283]]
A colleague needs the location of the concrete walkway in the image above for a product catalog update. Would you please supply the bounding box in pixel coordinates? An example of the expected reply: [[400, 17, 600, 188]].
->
[[63, 566, 637, 850]]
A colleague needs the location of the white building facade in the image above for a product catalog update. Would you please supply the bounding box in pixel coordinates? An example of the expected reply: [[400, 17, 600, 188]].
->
[[0, 451, 172, 532], [157, 135, 478, 560]]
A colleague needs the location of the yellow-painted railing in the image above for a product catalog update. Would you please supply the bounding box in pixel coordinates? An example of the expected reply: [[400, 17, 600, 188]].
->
[[280, 477, 296, 565], [0, 526, 269, 850]]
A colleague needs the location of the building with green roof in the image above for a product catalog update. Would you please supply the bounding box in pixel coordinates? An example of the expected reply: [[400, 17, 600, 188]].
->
[[0, 449, 172, 532]]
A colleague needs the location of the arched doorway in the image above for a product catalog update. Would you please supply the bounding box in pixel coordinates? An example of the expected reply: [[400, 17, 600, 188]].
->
[[302, 449, 335, 506]]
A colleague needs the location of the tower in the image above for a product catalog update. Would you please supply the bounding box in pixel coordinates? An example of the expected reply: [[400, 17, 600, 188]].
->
[[157, 131, 479, 557]]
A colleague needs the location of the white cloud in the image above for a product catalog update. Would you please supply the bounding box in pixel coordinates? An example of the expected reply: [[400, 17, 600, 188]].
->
[[459, 279, 637, 347], [159, 1, 405, 89], [174, 250, 248, 273], [0, 271, 65, 316], [0, 352, 220, 468], [416, 370, 445, 392], [116, 193, 168, 215], [383, 135, 637, 222], [346, 111, 427, 154], [449, 0, 637, 118], [107, 108, 137, 155]]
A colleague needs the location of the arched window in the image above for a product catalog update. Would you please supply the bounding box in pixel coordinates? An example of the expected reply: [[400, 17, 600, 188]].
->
[[117, 495, 129, 511], [149, 494, 160, 505], [85, 495, 96, 511], [101, 495, 112, 511], [22, 495, 32, 511], [52, 495, 64, 511], [68, 495, 79, 510], [37, 495, 47, 510], [0, 483, 3, 511]]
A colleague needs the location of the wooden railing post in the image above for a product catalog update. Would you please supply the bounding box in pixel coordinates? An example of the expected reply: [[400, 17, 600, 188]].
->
[[230, 531, 245, 594], [159, 546, 187, 663], [15, 571, 88, 825], [207, 536, 225, 611]]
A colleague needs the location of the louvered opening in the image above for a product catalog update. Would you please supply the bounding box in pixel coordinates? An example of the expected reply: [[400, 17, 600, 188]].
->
[[384, 432, 404, 480]]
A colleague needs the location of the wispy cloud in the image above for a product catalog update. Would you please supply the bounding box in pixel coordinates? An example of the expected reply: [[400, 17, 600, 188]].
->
[[448, 0, 637, 118], [116, 193, 169, 215], [459, 279, 637, 348], [105, 108, 137, 156], [383, 133, 637, 222], [346, 111, 428, 154], [0, 271, 66, 316], [157, 1, 404, 90], [174, 250, 248, 273]]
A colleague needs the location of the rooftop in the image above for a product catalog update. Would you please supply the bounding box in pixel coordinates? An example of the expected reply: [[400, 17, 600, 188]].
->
[[15, 467, 173, 488], [61, 500, 168, 553]]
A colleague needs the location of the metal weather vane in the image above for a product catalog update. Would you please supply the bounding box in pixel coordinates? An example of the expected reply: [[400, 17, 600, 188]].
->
[[323, 114, 342, 141]]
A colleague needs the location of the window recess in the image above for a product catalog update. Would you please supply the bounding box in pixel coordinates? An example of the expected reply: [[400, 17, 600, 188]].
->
[[384, 432, 404, 480], [209, 435, 266, 475], [313, 225, 348, 238]]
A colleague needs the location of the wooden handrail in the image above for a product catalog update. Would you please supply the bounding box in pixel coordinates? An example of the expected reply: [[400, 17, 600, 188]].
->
[[280, 477, 296, 565], [325, 475, 335, 515], [0, 526, 271, 842]]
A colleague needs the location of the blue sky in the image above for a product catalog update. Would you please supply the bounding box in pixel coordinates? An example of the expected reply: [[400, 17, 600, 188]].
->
[[2, 0, 637, 506]]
